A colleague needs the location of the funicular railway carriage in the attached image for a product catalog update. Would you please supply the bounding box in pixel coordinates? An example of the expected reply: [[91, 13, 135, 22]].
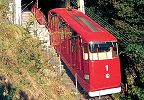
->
[[48, 8, 121, 97]]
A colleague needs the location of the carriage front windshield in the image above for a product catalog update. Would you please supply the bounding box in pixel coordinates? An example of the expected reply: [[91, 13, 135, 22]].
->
[[89, 42, 118, 60]]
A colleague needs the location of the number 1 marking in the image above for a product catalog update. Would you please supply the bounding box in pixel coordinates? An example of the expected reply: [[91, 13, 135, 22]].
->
[[105, 65, 109, 71]]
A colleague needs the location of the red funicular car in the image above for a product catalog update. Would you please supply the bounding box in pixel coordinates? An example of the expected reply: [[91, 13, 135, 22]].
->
[[48, 8, 121, 97]]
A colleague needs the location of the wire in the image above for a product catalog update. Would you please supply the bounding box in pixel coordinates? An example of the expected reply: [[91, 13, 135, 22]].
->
[[85, 7, 144, 46], [22, 1, 34, 12]]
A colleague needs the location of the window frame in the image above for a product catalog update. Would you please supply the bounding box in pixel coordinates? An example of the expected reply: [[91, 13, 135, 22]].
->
[[88, 42, 119, 60]]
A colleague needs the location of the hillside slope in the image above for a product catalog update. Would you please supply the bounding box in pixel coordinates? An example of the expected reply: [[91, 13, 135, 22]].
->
[[0, 23, 77, 100]]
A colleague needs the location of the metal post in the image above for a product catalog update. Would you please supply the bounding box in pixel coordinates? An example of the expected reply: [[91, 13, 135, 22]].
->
[[14, 0, 22, 25], [60, 65, 62, 74], [99, 91, 101, 99], [37, 0, 38, 8], [77, 0, 85, 14], [8, 3, 14, 23], [75, 73, 78, 95]]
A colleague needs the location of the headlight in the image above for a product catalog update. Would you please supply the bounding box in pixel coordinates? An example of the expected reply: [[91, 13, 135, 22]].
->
[[84, 74, 90, 80]]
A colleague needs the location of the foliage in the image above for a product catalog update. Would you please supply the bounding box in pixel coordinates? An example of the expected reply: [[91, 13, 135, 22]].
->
[[0, 1, 77, 99], [0, 22, 76, 99], [113, 1, 144, 43], [85, 0, 144, 99], [0, 0, 9, 22], [135, 87, 144, 100], [126, 44, 144, 59]]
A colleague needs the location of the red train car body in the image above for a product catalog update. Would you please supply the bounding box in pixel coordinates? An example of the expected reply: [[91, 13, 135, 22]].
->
[[48, 8, 121, 97]]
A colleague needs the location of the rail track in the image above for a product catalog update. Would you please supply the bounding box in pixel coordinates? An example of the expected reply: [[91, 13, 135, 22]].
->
[[89, 95, 114, 100]]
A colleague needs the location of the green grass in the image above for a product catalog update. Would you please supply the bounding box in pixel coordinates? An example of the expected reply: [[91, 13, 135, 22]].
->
[[0, 23, 76, 99]]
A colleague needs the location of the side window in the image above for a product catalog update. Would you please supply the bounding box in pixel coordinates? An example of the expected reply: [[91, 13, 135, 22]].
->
[[59, 17, 67, 40], [89, 42, 116, 60], [71, 29, 78, 52], [112, 42, 118, 57], [98, 47, 112, 60], [89, 44, 98, 60], [83, 43, 88, 60], [71, 29, 77, 37], [52, 16, 55, 31], [48, 12, 58, 31], [66, 26, 72, 38], [71, 38, 78, 52], [48, 13, 52, 31]]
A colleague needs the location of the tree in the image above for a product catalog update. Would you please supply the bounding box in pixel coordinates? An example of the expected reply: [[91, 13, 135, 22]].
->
[[85, 0, 144, 99]]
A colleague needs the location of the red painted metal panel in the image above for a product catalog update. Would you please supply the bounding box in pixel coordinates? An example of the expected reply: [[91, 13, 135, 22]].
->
[[89, 58, 121, 91], [31, 4, 46, 25], [50, 33, 61, 46], [49, 8, 117, 42]]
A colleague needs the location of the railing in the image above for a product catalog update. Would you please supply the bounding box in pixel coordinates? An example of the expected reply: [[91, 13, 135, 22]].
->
[[31, 4, 46, 26]]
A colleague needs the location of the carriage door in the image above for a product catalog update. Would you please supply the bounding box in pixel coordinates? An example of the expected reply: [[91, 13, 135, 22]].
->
[[71, 37, 77, 68], [82, 43, 89, 76], [71, 32, 81, 70]]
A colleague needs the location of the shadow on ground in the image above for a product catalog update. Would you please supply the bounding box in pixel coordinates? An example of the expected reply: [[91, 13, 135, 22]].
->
[[0, 75, 15, 100], [61, 60, 92, 99]]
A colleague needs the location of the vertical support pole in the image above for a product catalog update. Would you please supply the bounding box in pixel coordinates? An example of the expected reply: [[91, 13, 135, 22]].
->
[[75, 73, 78, 95], [99, 91, 101, 99], [14, 0, 22, 25], [37, 0, 38, 8], [77, 0, 85, 14], [34, 9, 36, 36], [60, 65, 62, 74], [34, 6, 37, 36], [126, 84, 128, 91], [8, 3, 14, 23]]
